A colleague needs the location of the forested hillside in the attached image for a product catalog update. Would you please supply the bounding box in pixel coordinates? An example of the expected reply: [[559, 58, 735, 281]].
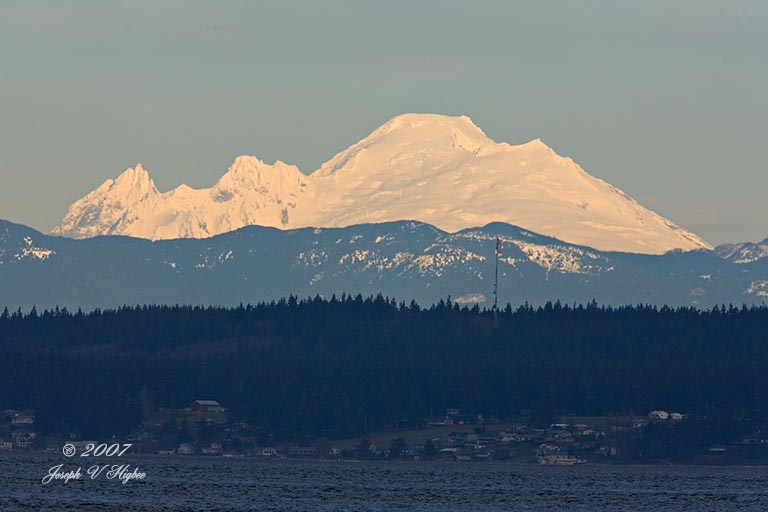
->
[[1, 297, 767, 439]]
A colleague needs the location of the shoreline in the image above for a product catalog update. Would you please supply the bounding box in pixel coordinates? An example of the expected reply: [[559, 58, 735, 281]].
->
[[5, 450, 768, 468]]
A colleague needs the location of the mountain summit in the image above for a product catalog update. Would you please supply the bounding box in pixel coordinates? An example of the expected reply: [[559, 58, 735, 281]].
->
[[53, 113, 710, 254], [54, 158, 310, 240]]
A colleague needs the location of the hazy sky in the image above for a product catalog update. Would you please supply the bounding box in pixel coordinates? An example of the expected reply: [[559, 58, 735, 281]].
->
[[1, 1, 766, 244]]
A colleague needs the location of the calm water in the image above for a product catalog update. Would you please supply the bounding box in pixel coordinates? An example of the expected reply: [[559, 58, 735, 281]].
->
[[2, 452, 768, 511]]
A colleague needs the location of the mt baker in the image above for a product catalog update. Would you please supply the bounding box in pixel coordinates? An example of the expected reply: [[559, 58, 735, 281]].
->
[[54, 113, 709, 255]]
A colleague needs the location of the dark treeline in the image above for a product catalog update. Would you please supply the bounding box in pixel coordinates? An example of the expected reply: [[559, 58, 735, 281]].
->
[[1, 295, 768, 439]]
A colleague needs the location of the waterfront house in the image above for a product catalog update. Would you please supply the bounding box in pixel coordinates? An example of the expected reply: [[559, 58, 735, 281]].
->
[[191, 400, 226, 413], [11, 413, 34, 426]]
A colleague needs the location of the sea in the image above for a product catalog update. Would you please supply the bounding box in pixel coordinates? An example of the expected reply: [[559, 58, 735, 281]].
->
[[2, 452, 768, 511]]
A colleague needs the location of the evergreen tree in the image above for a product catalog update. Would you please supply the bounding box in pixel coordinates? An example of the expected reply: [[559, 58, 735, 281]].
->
[[389, 437, 408, 458], [423, 439, 438, 459]]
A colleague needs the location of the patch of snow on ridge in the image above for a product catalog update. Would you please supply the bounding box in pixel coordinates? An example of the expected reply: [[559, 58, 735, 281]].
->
[[14, 236, 56, 261], [193, 250, 235, 270], [296, 249, 329, 267], [746, 281, 768, 299], [455, 293, 487, 304], [510, 240, 604, 275]]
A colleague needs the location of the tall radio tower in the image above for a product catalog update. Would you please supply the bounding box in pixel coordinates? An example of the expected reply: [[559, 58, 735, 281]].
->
[[492, 236, 501, 323]]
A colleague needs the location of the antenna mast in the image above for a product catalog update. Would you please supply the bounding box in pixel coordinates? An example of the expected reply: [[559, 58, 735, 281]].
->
[[492, 236, 500, 322]]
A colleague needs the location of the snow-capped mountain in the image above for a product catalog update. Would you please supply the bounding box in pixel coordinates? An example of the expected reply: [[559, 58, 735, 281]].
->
[[715, 237, 768, 264], [53, 113, 710, 255], [2, 218, 764, 311], [54, 158, 311, 240]]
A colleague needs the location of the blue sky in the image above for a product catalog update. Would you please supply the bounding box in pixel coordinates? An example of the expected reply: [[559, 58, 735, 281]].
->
[[0, 1, 766, 244]]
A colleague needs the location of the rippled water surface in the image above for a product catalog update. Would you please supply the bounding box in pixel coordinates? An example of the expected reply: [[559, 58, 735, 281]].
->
[[3, 453, 768, 511]]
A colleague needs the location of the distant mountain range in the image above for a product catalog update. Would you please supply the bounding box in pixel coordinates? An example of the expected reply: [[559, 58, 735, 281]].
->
[[2, 218, 765, 310], [53, 113, 709, 255]]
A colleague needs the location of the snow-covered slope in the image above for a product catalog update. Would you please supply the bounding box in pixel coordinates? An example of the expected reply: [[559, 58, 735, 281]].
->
[[309, 114, 709, 254], [53, 113, 710, 254], [54, 158, 311, 240], [715, 238, 768, 264]]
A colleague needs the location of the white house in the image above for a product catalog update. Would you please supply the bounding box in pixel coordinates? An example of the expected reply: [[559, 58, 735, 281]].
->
[[11, 413, 34, 426]]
